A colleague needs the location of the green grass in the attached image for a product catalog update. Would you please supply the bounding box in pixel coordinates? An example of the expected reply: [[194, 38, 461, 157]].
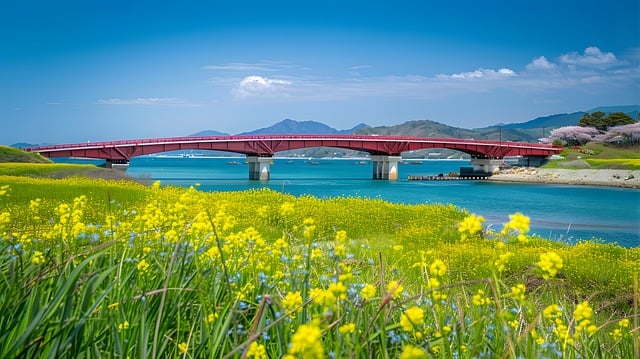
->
[[0, 145, 51, 163], [0, 165, 638, 358], [544, 142, 640, 170], [0, 162, 146, 183]]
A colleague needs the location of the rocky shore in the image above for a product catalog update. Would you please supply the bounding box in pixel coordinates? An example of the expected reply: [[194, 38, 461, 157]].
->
[[489, 167, 640, 189]]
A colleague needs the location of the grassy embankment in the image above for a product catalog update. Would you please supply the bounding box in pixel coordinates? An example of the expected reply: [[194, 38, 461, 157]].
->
[[544, 143, 640, 170], [0, 150, 638, 358], [0, 145, 145, 182]]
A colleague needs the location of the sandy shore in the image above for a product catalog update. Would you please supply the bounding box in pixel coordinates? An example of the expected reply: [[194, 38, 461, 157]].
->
[[489, 168, 640, 189]]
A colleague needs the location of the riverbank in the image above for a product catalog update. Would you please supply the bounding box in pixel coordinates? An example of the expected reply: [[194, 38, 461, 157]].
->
[[490, 167, 640, 188]]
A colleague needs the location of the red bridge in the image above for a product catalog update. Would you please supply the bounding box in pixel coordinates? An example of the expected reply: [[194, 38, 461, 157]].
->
[[25, 135, 561, 180]]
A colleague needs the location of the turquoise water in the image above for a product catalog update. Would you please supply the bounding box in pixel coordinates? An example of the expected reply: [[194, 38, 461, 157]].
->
[[118, 156, 639, 247]]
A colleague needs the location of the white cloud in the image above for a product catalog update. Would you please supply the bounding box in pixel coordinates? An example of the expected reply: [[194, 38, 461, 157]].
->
[[559, 46, 617, 66], [438, 67, 516, 80], [96, 98, 200, 106], [232, 75, 293, 98], [526, 56, 556, 71]]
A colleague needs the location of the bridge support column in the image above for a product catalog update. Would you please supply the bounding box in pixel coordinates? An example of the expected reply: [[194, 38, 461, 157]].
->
[[105, 160, 130, 171], [247, 156, 273, 181], [371, 155, 402, 180], [470, 158, 503, 174]]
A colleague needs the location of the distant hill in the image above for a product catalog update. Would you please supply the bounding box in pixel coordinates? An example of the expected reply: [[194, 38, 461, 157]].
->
[[489, 112, 587, 130], [10, 142, 37, 149], [357, 119, 557, 143], [356, 120, 476, 138], [238, 119, 370, 135], [189, 130, 229, 136]]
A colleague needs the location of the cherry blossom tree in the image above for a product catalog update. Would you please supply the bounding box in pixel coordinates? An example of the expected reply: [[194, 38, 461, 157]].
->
[[602, 122, 640, 144], [548, 126, 600, 146]]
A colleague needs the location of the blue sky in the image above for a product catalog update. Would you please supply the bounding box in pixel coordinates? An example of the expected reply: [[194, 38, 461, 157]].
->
[[1, 0, 639, 145]]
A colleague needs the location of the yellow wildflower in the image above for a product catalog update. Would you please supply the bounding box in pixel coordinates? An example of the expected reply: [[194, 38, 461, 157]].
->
[[494, 252, 514, 272], [399, 344, 428, 359], [31, 251, 45, 265], [387, 280, 404, 299], [400, 306, 424, 332], [246, 341, 268, 359], [360, 284, 376, 300], [282, 291, 303, 315], [472, 289, 491, 306], [118, 320, 129, 331], [508, 284, 526, 302], [280, 202, 294, 217], [335, 229, 347, 242], [543, 304, 562, 319], [338, 322, 356, 335], [429, 259, 447, 277], [287, 321, 324, 359], [537, 252, 563, 280], [502, 212, 530, 235], [574, 301, 597, 336], [458, 213, 485, 240], [178, 342, 188, 354], [137, 259, 150, 273]]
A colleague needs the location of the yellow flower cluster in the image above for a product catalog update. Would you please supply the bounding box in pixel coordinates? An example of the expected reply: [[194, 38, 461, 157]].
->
[[246, 341, 268, 359], [360, 284, 376, 301], [31, 250, 45, 265], [427, 259, 448, 302], [501, 212, 530, 243], [573, 301, 597, 337], [285, 321, 324, 359], [609, 318, 630, 340], [472, 289, 491, 306], [400, 306, 425, 332], [282, 291, 303, 316], [387, 280, 404, 299], [537, 251, 563, 280], [399, 344, 428, 359], [457, 213, 484, 240]]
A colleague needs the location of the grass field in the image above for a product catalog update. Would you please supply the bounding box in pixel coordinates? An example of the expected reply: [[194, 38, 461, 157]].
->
[[0, 164, 638, 358], [545, 143, 640, 170]]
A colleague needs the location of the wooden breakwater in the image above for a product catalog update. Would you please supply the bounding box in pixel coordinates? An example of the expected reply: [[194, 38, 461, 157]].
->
[[407, 175, 490, 181]]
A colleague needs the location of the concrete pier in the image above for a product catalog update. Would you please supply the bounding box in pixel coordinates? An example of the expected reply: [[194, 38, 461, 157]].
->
[[469, 158, 504, 174], [371, 155, 402, 180], [104, 160, 130, 171], [247, 156, 273, 181]]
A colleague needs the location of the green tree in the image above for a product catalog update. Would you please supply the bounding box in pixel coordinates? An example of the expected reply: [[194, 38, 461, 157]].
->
[[579, 111, 634, 132]]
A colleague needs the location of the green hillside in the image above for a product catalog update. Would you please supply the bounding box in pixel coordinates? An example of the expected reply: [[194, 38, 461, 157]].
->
[[0, 145, 52, 163]]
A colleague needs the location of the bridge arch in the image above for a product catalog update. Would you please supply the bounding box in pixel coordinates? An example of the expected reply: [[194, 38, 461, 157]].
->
[[25, 135, 561, 180]]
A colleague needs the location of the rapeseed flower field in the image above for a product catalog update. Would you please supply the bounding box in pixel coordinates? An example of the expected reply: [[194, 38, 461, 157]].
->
[[0, 172, 638, 358]]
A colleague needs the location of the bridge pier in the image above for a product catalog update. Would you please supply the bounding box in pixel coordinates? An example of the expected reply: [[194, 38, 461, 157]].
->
[[247, 156, 273, 181], [469, 158, 503, 174], [105, 160, 130, 171], [371, 155, 402, 180]]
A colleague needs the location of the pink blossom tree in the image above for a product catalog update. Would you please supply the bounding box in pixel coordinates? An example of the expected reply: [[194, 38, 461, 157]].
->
[[602, 122, 640, 144], [548, 126, 600, 146]]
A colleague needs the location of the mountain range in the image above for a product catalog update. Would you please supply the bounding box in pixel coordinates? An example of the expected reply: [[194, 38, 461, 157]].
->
[[189, 105, 639, 143]]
